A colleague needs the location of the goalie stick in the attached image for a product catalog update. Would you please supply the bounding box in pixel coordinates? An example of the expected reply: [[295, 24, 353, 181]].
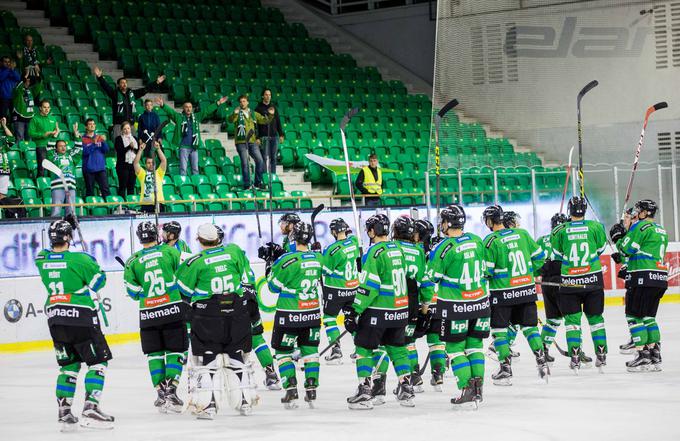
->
[[433, 99, 459, 234]]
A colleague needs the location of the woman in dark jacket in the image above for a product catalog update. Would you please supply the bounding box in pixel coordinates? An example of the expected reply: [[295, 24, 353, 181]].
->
[[114, 121, 138, 198]]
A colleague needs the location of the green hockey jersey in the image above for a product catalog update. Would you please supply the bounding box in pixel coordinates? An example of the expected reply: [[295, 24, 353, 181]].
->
[[124, 244, 184, 328], [35, 249, 106, 327], [167, 239, 192, 262], [427, 233, 490, 320], [268, 251, 323, 327], [353, 241, 409, 327], [176, 244, 254, 302], [398, 240, 435, 306], [551, 220, 606, 291], [616, 220, 668, 288], [322, 235, 360, 302], [483, 228, 545, 305], [538, 233, 561, 279]]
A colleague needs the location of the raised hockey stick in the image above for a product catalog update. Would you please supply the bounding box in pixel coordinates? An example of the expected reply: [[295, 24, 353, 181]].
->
[[434, 99, 459, 234], [559, 146, 574, 214], [340, 108, 362, 250], [576, 80, 598, 198], [620, 101, 668, 220], [310, 203, 325, 243]]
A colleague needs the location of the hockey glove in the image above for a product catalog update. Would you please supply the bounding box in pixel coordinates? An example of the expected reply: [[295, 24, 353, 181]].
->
[[311, 241, 322, 252], [413, 309, 432, 339], [617, 265, 628, 280], [611, 252, 623, 264], [64, 212, 78, 230], [344, 309, 359, 333], [609, 222, 627, 243]]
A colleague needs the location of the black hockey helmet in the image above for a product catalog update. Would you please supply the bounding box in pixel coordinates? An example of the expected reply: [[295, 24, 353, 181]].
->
[[215, 225, 225, 243], [481, 205, 503, 229], [279, 213, 301, 225], [414, 219, 434, 240], [502, 210, 521, 228], [392, 216, 415, 240], [567, 196, 587, 218], [550, 213, 569, 229], [136, 221, 158, 244], [441, 204, 466, 230], [634, 199, 657, 218], [162, 221, 181, 240], [292, 222, 314, 245], [48, 220, 73, 246], [329, 218, 350, 236], [365, 213, 390, 236]]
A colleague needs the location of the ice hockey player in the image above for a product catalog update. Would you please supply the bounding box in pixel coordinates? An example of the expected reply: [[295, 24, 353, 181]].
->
[[609, 199, 668, 372], [176, 223, 257, 418], [321, 217, 361, 364], [162, 221, 193, 261], [35, 220, 114, 431], [258, 212, 301, 266], [538, 213, 569, 363], [392, 215, 434, 393], [414, 219, 435, 254], [616, 207, 637, 354], [345, 214, 415, 410], [551, 196, 608, 373], [499, 210, 523, 358], [427, 204, 490, 408], [123, 222, 187, 413], [482, 205, 549, 385], [267, 222, 323, 408]]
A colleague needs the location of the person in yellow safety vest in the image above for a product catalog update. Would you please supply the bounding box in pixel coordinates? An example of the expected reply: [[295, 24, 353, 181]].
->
[[355, 153, 382, 207]]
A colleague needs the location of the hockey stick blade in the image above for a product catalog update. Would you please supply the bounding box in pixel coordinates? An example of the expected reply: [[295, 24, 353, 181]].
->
[[652, 101, 668, 112], [115, 256, 125, 267], [340, 107, 360, 130], [437, 99, 459, 119], [310, 203, 325, 242], [577, 80, 599, 101]]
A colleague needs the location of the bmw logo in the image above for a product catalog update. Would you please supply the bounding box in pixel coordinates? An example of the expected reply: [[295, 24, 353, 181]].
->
[[4, 299, 23, 323]]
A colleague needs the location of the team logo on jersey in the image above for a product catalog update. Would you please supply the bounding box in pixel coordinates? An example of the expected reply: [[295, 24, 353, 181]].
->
[[510, 275, 532, 286], [144, 295, 170, 307], [568, 266, 591, 275], [49, 294, 72, 303], [4, 299, 22, 323], [461, 288, 485, 299]]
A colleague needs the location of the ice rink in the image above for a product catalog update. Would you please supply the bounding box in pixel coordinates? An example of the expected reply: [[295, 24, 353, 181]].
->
[[2, 304, 679, 441]]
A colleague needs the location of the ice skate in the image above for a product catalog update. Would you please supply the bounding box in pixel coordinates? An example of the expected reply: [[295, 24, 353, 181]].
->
[[649, 343, 662, 372], [264, 365, 282, 390], [58, 398, 78, 432], [485, 344, 499, 362], [239, 398, 253, 416], [410, 368, 425, 393], [544, 344, 555, 365], [451, 383, 478, 410], [304, 378, 317, 408], [324, 344, 343, 365], [430, 368, 444, 392], [595, 346, 607, 373], [371, 374, 387, 405], [350, 352, 358, 363], [626, 349, 652, 372], [569, 348, 581, 375], [509, 347, 520, 360], [153, 385, 166, 412], [534, 349, 550, 383], [579, 350, 593, 369], [471, 377, 483, 403], [492, 360, 512, 386], [281, 388, 299, 409], [619, 339, 635, 355], [195, 398, 217, 420], [395, 375, 415, 407], [163, 381, 184, 413], [348, 378, 374, 410], [80, 401, 114, 430]]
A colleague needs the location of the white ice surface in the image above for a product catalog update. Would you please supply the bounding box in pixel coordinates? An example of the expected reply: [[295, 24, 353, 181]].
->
[[2, 304, 679, 441]]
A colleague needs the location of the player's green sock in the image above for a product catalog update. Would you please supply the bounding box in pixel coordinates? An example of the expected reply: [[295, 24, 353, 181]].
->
[[406, 342, 418, 371], [446, 341, 471, 389], [147, 351, 165, 388], [165, 352, 185, 385], [56, 362, 79, 399], [84, 362, 107, 403], [466, 337, 485, 381], [275, 351, 297, 389], [373, 347, 390, 375], [541, 317, 563, 346], [587, 314, 607, 353], [643, 317, 660, 345], [300, 345, 320, 388], [322, 314, 341, 346], [522, 326, 544, 352], [427, 333, 447, 373], [564, 312, 583, 355], [628, 318, 647, 348], [507, 324, 519, 346], [355, 346, 375, 379], [491, 328, 511, 362], [252, 333, 274, 368], [385, 345, 410, 377]]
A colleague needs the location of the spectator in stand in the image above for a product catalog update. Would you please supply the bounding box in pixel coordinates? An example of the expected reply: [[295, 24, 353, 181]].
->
[[93, 65, 165, 140], [137, 99, 162, 158], [156, 95, 228, 176], [355, 153, 383, 207], [11, 73, 43, 141], [49, 138, 80, 217], [76, 119, 110, 199], [114, 121, 139, 199], [133, 140, 167, 214], [255, 88, 284, 174], [28, 99, 60, 177], [0, 117, 15, 200], [228, 95, 274, 190], [0, 56, 20, 120], [17, 34, 44, 83]]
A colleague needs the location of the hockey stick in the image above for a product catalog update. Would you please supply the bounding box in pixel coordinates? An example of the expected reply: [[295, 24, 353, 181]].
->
[[115, 255, 125, 267], [538, 280, 603, 290], [339, 108, 362, 251], [559, 146, 574, 214], [310, 203, 325, 243], [576, 80, 598, 198], [319, 329, 349, 357], [417, 353, 430, 376], [619, 101, 668, 220], [434, 99, 459, 234], [245, 128, 263, 242]]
